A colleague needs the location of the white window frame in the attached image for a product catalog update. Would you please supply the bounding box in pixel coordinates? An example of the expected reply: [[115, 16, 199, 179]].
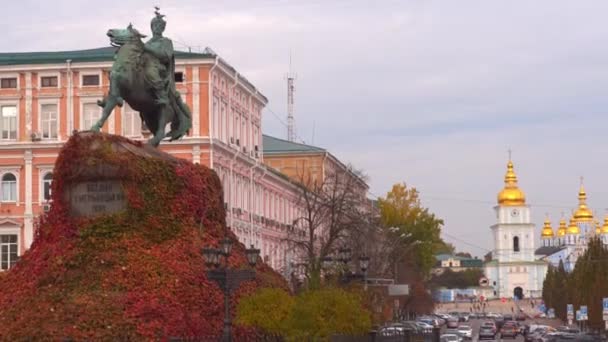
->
[[37, 71, 61, 90], [80, 71, 103, 88], [80, 101, 102, 131], [0, 222, 20, 271], [38, 100, 59, 140], [0, 102, 18, 141], [0, 169, 19, 203], [38, 166, 53, 203], [122, 104, 142, 138], [0, 73, 20, 90]]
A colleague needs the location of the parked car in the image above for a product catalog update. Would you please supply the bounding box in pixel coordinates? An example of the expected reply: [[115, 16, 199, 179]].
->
[[418, 316, 440, 327], [479, 325, 496, 340], [457, 325, 473, 340], [440, 334, 461, 342], [432, 314, 447, 325], [378, 326, 406, 337], [415, 321, 434, 333], [494, 314, 505, 329], [481, 321, 497, 333], [447, 318, 460, 329], [399, 321, 422, 333], [500, 322, 519, 339], [458, 312, 470, 322]]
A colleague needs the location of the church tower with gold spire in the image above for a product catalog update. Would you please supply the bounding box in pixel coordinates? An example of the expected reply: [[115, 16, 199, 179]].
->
[[485, 156, 547, 299]]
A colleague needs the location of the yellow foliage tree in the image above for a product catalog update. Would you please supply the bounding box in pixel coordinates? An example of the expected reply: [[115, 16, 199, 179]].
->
[[378, 183, 444, 275], [237, 287, 372, 341]]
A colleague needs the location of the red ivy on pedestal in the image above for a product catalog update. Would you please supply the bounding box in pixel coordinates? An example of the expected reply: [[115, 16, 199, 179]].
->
[[0, 133, 287, 341]]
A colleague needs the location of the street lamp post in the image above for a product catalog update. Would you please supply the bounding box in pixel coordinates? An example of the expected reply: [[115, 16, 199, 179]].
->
[[202, 237, 260, 342], [324, 247, 370, 287]]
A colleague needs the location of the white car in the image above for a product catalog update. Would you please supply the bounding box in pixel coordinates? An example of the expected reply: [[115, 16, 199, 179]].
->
[[457, 325, 473, 339], [440, 333, 462, 342], [415, 321, 434, 333]]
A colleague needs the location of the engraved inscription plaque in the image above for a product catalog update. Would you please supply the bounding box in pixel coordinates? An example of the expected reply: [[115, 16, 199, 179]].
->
[[67, 181, 126, 217]]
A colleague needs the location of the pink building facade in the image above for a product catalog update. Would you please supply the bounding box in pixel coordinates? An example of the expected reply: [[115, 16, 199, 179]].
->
[[0, 47, 302, 276]]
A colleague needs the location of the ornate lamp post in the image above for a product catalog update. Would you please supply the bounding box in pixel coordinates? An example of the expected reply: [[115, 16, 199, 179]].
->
[[324, 247, 370, 288], [202, 237, 260, 342]]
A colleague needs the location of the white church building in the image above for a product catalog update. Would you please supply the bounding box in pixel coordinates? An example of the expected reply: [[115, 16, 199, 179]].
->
[[484, 159, 548, 299]]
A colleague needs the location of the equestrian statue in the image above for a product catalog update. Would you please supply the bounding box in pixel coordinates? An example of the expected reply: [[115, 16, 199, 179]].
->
[[91, 8, 192, 147]]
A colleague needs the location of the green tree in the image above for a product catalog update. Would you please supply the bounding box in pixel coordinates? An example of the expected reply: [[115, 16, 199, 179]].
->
[[541, 265, 556, 313], [378, 183, 444, 275], [568, 237, 608, 328], [430, 268, 484, 289], [236, 288, 294, 336]]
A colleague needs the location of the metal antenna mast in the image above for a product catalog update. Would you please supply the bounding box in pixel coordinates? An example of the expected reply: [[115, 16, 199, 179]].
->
[[286, 51, 296, 142]]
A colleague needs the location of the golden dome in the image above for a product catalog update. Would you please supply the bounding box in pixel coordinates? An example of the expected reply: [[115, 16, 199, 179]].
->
[[602, 215, 608, 234], [566, 216, 580, 235], [557, 217, 567, 237], [573, 183, 594, 222], [541, 216, 554, 238], [497, 160, 526, 206]]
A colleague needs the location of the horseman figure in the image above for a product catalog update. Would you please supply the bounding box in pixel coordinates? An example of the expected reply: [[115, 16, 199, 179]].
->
[[92, 8, 192, 147]]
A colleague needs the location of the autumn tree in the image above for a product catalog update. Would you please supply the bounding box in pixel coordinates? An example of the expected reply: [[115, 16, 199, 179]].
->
[[237, 287, 372, 341], [378, 183, 444, 278], [287, 166, 371, 289]]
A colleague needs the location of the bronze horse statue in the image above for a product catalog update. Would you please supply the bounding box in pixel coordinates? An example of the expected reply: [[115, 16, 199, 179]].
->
[[91, 24, 191, 146]]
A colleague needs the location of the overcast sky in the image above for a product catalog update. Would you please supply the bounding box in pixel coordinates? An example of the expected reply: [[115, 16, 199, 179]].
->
[[4, 0, 608, 256]]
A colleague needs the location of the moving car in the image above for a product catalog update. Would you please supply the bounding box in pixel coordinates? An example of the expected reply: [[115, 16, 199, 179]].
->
[[457, 325, 473, 340], [479, 325, 496, 340]]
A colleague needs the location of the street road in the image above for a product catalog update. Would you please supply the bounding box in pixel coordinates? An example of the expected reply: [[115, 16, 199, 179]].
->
[[443, 317, 525, 342]]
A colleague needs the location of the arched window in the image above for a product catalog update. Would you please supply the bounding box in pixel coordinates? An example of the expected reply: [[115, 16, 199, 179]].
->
[[513, 236, 520, 252], [1, 173, 16, 202], [42, 172, 53, 201]]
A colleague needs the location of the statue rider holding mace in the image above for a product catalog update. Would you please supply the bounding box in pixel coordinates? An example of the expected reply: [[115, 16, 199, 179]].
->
[[143, 8, 191, 138]]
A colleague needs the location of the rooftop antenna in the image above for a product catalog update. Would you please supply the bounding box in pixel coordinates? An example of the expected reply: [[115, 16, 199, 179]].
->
[[286, 50, 297, 142]]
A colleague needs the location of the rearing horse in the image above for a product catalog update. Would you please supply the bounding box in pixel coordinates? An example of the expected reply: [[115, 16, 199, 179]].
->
[[91, 24, 191, 147]]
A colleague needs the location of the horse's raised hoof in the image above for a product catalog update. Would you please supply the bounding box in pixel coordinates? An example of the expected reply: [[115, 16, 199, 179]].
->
[[96, 99, 106, 108], [147, 138, 161, 147], [116, 97, 124, 107]]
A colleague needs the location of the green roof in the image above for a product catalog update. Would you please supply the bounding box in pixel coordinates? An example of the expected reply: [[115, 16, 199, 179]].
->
[[0, 47, 214, 66], [263, 135, 326, 155]]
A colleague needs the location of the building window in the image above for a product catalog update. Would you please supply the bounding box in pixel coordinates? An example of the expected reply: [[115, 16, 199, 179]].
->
[[0, 234, 17, 270], [174, 72, 184, 83], [40, 76, 58, 88], [0, 78, 17, 89], [513, 236, 520, 252], [0, 106, 17, 140], [1, 173, 16, 202], [42, 172, 52, 201], [82, 103, 101, 130], [40, 104, 58, 139], [122, 104, 142, 137], [82, 74, 100, 86]]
